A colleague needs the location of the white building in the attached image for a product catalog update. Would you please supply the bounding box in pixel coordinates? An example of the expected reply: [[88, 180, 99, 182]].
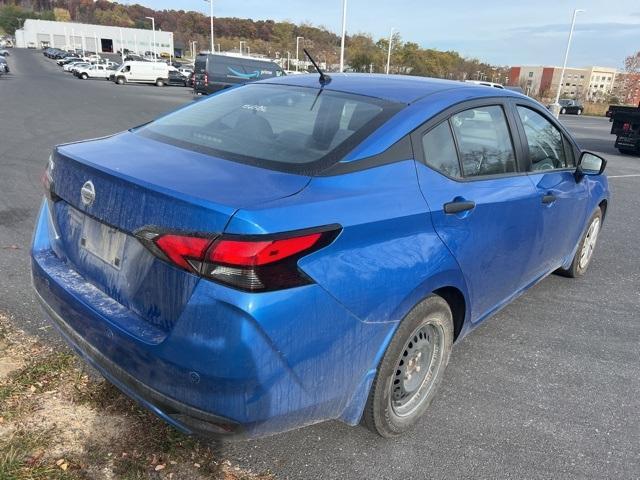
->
[[509, 64, 619, 101], [15, 19, 174, 57]]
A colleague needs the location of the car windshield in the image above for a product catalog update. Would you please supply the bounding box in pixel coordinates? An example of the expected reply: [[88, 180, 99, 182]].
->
[[137, 83, 401, 173]]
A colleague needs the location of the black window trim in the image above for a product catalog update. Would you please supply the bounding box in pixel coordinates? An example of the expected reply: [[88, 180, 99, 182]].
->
[[410, 97, 530, 183], [510, 100, 581, 174]]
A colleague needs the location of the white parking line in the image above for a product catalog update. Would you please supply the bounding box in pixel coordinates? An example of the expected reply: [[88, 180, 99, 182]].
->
[[608, 174, 640, 178]]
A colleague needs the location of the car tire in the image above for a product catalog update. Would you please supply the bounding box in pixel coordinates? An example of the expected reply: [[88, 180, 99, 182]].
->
[[156, 79, 165, 87], [560, 108, 567, 114], [577, 109, 582, 115], [81, 73, 88, 80], [117, 77, 126, 85], [557, 208, 603, 278], [618, 147, 638, 155], [362, 295, 453, 438]]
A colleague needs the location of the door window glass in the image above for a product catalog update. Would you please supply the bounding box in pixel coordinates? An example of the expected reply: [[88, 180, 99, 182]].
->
[[516, 106, 569, 171], [450, 106, 517, 177], [421, 121, 461, 178]]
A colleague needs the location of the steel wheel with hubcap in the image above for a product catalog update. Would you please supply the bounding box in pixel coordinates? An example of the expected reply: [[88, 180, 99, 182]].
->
[[363, 295, 453, 437]]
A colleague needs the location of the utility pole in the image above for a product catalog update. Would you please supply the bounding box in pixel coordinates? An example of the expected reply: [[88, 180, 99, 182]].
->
[[386, 28, 394, 75], [296, 36, 304, 71], [339, 0, 347, 72], [145, 16, 156, 60], [551, 9, 585, 118], [204, 0, 214, 54]]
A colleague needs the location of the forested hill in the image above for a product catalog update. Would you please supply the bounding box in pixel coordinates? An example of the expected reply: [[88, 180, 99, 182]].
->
[[0, 0, 505, 78]]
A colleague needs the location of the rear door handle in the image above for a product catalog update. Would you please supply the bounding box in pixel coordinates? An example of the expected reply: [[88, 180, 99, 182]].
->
[[542, 194, 557, 205], [444, 200, 476, 214]]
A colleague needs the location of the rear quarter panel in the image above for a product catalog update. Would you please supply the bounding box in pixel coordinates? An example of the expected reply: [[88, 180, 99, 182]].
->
[[225, 159, 470, 327]]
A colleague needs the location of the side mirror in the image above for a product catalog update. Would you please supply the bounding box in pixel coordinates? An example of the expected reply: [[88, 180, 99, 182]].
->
[[575, 151, 606, 181]]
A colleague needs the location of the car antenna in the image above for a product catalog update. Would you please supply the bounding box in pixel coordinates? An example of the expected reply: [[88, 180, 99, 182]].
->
[[304, 48, 331, 86]]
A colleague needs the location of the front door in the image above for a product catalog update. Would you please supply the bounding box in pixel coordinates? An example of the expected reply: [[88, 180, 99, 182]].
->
[[513, 105, 588, 272], [413, 103, 542, 323]]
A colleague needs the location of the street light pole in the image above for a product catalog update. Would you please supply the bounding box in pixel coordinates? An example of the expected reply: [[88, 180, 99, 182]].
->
[[239, 40, 246, 55], [552, 8, 585, 117], [295, 36, 304, 72], [339, 0, 348, 72], [145, 16, 156, 60], [386, 28, 394, 75], [204, 0, 214, 53]]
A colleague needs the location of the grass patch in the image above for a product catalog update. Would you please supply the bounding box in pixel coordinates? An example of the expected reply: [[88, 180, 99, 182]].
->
[[0, 315, 274, 479], [0, 350, 75, 419], [0, 428, 76, 480]]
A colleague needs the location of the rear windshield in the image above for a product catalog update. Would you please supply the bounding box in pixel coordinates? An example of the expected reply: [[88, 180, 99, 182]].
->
[[137, 83, 401, 174]]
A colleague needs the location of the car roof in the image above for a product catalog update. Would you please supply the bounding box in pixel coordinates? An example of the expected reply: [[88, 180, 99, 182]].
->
[[259, 73, 523, 104]]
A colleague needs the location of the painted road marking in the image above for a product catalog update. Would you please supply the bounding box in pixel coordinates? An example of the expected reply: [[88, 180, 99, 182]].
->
[[608, 174, 640, 178]]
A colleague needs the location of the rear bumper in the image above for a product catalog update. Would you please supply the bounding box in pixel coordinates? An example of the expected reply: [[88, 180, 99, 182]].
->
[[34, 286, 243, 439], [31, 200, 392, 438]]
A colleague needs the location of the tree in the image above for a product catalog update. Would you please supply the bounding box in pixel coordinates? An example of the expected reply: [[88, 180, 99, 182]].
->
[[624, 51, 640, 73]]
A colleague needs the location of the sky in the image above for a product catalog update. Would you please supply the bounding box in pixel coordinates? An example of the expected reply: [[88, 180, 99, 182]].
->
[[135, 0, 640, 68]]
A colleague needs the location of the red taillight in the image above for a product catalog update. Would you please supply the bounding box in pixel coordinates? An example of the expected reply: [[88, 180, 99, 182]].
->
[[155, 234, 212, 272], [623, 122, 631, 132], [208, 233, 322, 267], [137, 227, 339, 292], [204, 73, 208, 84]]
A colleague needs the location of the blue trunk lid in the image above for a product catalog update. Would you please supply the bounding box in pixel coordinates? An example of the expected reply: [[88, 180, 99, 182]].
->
[[47, 131, 309, 334]]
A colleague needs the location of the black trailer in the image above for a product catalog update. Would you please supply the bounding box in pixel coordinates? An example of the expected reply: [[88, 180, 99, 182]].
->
[[606, 104, 640, 155]]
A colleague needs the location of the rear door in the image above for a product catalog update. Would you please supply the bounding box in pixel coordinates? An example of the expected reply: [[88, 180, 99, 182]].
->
[[512, 103, 588, 271], [413, 100, 542, 322]]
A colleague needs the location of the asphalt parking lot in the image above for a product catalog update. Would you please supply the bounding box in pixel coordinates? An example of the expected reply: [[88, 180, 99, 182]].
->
[[1, 48, 639, 479]]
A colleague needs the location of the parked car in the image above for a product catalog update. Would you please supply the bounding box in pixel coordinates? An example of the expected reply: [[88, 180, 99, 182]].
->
[[69, 62, 91, 74], [63, 61, 88, 72], [0, 56, 9, 73], [112, 61, 169, 86], [31, 76, 609, 440], [177, 66, 193, 77], [75, 63, 117, 80], [0, 49, 10, 57], [606, 104, 640, 155], [27, 42, 36, 49], [57, 56, 80, 66], [550, 99, 584, 115], [193, 53, 285, 94], [165, 70, 188, 86]]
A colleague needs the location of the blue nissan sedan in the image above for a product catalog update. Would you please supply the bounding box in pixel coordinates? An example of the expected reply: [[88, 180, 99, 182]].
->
[[32, 73, 609, 439]]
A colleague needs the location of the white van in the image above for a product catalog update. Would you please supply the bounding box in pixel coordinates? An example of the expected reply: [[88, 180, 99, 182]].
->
[[112, 61, 169, 86]]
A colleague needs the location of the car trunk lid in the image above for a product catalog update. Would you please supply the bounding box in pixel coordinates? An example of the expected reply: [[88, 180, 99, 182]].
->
[[47, 131, 309, 334]]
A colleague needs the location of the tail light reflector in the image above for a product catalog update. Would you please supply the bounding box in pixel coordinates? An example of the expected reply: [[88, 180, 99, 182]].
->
[[137, 227, 339, 292]]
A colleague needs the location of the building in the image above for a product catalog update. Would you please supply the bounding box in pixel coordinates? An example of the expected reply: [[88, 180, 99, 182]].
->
[[508, 65, 618, 102], [15, 19, 174, 57]]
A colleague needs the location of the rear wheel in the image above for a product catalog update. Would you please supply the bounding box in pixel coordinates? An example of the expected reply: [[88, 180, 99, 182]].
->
[[558, 208, 602, 278], [560, 108, 567, 114], [363, 295, 453, 438], [156, 78, 165, 87], [618, 147, 638, 155], [81, 73, 88, 80]]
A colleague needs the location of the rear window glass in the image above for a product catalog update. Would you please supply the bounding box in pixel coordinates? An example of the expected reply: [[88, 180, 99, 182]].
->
[[137, 84, 401, 174]]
